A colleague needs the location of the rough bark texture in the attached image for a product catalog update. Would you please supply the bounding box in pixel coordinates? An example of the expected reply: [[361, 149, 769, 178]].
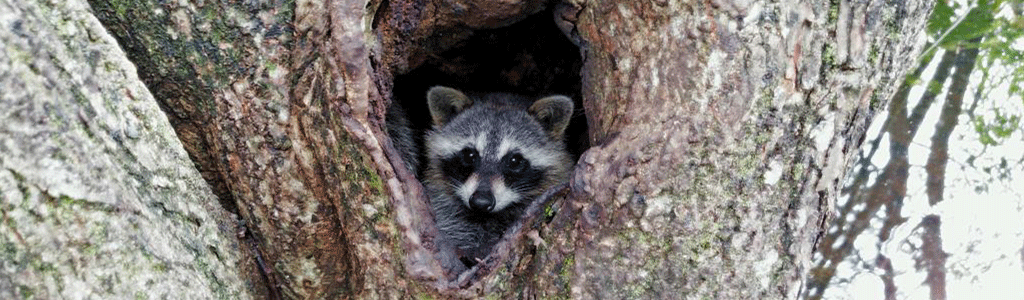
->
[[5, 0, 935, 298], [533, 0, 933, 298], [368, 0, 934, 298], [87, 0, 439, 297], [808, 38, 981, 299], [0, 0, 251, 298]]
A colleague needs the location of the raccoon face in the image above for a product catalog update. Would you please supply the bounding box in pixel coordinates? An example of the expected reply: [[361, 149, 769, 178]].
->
[[439, 141, 547, 213], [425, 86, 573, 214]]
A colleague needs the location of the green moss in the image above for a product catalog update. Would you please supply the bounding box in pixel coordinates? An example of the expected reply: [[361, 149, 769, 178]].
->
[[759, 87, 774, 109], [868, 44, 880, 65], [885, 14, 901, 39], [278, 0, 296, 23], [625, 278, 653, 299], [544, 203, 555, 219], [869, 90, 883, 110], [821, 43, 836, 70], [19, 285, 35, 298], [82, 242, 100, 256], [0, 242, 15, 261], [789, 163, 806, 184], [827, 0, 840, 26], [558, 256, 575, 287], [365, 170, 384, 195], [57, 195, 75, 206], [151, 261, 169, 272], [734, 151, 760, 179], [109, 0, 129, 18], [34, 260, 56, 273], [485, 267, 512, 297]]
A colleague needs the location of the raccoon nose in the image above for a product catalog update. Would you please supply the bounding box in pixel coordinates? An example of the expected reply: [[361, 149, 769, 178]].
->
[[469, 190, 495, 212]]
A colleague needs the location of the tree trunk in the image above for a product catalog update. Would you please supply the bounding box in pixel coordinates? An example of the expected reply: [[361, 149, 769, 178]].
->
[[2, 0, 934, 299], [0, 0, 253, 298], [515, 1, 932, 298]]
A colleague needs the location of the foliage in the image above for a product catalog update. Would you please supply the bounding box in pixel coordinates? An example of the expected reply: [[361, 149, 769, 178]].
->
[[924, 0, 1024, 150]]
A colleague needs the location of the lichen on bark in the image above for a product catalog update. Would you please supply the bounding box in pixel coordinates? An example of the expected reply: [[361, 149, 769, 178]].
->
[[0, 0, 251, 298], [520, 0, 934, 298]]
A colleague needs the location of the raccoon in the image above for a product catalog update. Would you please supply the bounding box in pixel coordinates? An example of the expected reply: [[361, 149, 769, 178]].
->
[[385, 103, 420, 175], [423, 86, 574, 274]]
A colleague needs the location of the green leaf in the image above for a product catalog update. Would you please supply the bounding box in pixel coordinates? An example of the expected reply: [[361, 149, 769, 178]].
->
[[990, 110, 1020, 138], [971, 110, 1022, 147], [928, 0, 955, 36], [939, 0, 999, 48]]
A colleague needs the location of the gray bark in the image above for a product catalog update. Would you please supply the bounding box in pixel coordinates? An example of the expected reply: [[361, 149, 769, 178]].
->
[[0, 0, 252, 298], [374, 0, 934, 298]]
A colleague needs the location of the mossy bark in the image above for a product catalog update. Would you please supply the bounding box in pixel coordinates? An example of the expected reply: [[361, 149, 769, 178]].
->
[[0, 0, 251, 298]]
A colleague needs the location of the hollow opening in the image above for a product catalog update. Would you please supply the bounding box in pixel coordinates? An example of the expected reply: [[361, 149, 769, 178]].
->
[[392, 10, 588, 166], [388, 7, 588, 279]]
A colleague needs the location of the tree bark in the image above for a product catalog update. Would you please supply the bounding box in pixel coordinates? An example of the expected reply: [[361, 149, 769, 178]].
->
[[0, 0, 252, 298], [3, 0, 935, 299], [83, 0, 434, 298], [522, 0, 932, 298], [807, 49, 954, 299]]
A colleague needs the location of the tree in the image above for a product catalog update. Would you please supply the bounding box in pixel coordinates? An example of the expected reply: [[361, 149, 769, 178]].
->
[[809, 0, 1024, 298], [1, 0, 934, 298], [0, 0, 254, 298]]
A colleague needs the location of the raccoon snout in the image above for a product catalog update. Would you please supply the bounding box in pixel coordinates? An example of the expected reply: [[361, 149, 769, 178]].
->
[[469, 189, 495, 212]]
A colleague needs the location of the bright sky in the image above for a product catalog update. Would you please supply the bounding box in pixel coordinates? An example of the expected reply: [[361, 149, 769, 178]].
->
[[822, 39, 1024, 299]]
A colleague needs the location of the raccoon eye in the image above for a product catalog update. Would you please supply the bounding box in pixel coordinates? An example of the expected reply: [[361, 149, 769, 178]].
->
[[459, 148, 478, 168], [505, 153, 528, 174]]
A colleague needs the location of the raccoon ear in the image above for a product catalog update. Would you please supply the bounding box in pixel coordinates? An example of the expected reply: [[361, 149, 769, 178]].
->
[[529, 95, 574, 138], [427, 86, 474, 127]]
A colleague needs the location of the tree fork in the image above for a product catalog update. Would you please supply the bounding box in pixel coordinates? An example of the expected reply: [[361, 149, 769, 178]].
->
[[69, 0, 937, 298]]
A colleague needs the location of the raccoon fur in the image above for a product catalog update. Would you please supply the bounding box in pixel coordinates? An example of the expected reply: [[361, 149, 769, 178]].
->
[[423, 86, 574, 274], [385, 103, 419, 175]]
